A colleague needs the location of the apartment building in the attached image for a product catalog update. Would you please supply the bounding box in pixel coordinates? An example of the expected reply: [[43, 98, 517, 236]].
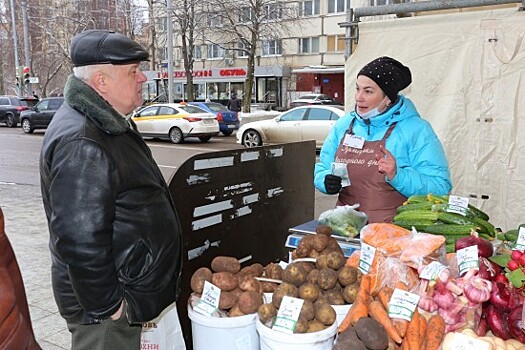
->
[[149, 0, 394, 108]]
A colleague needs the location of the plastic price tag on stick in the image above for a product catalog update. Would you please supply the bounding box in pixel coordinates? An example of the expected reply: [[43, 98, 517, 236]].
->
[[358, 242, 376, 274], [447, 195, 469, 216], [456, 246, 479, 276], [272, 296, 304, 334], [450, 332, 491, 350], [387, 288, 420, 322], [194, 281, 220, 316], [419, 261, 448, 281], [514, 227, 525, 252]]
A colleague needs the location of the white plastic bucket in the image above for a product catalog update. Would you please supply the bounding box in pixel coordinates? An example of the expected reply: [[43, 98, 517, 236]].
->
[[187, 305, 260, 350], [332, 304, 352, 327], [256, 319, 337, 350]]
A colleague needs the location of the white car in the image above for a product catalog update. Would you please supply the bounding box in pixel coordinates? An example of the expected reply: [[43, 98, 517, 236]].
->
[[237, 105, 346, 149], [289, 94, 341, 108], [132, 103, 219, 144]]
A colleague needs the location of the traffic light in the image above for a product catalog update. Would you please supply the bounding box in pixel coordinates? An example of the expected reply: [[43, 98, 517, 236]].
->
[[16, 66, 23, 87], [23, 67, 30, 85]]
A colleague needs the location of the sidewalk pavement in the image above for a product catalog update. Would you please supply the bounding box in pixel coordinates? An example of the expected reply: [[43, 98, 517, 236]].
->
[[1, 182, 71, 349]]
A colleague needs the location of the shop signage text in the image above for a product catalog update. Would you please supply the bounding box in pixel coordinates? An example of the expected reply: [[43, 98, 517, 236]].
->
[[157, 68, 247, 80]]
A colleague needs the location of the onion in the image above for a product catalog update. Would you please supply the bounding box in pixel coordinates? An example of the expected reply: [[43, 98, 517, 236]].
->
[[485, 304, 511, 340], [490, 281, 523, 311], [508, 306, 525, 343], [455, 234, 493, 258]]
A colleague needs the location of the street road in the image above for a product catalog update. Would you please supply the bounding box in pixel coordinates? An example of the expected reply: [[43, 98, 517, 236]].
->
[[0, 127, 335, 217]]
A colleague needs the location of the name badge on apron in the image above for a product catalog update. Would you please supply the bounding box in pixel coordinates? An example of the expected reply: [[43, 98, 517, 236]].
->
[[343, 134, 365, 149]]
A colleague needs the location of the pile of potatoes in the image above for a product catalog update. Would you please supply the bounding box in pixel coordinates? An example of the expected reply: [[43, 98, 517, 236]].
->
[[258, 225, 362, 333]]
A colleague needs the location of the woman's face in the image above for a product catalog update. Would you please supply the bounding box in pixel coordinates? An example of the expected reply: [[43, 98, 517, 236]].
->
[[355, 75, 390, 115]]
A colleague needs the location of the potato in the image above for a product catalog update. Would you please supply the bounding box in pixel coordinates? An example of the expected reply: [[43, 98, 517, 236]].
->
[[354, 317, 389, 350], [315, 225, 333, 236], [317, 268, 338, 290], [314, 294, 330, 307], [190, 267, 212, 294], [271, 282, 298, 309], [264, 263, 283, 280], [315, 302, 336, 326], [312, 234, 329, 252], [238, 291, 264, 314], [308, 249, 321, 259], [211, 271, 238, 291], [261, 282, 278, 293], [211, 256, 241, 273], [299, 300, 315, 321], [306, 269, 320, 284], [338, 266, 358, 286], [296, 235, 315, 258], [238, 275, 262, 293], [333, 326, 367, 350], [342, 283, 360, 304], [219, 291, 238, 310], [325, 289, 345, 305], [282, 263, 308, 287], [325, 237, 344, 255], [229, 303, 246, 317], [296, 261, 315, 274], [294, 316, 309, 334], [325, 251, 345, 270], [258, 303, 277, 324], [298, 282, 321, 303], [307, 319, 326, 333], [238, 263, 264, 278]]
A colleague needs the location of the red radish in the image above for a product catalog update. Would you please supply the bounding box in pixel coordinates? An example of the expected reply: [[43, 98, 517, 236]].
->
[[518, 254, 525, 267], [507, 260, 520, 271], [511, 250, 523, 261], [493, 274, 508, 284]]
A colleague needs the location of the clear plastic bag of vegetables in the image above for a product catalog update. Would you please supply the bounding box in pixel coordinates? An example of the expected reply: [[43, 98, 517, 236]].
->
[[318, 204, 368, 239]]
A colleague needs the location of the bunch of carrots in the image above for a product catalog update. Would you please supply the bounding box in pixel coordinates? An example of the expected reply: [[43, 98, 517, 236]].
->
[[338, 275, 446, 350]]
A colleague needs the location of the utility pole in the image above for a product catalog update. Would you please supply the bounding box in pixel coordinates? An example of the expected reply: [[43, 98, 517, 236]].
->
[[166, 0, 174, 103], [9, 0, 22, 96], [21, 1, 32, 96]]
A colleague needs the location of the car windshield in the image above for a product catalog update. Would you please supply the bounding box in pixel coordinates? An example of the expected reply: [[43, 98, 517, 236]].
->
[[204, 103, 228, 113], [297, 95, 318, 100], [180, 105, 207, 114]]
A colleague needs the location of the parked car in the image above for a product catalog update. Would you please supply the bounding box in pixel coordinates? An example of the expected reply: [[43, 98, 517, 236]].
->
[[289, 94, 341, 108], [131, 103, 219, 144], [0, 95, 39, 127], [187, 101, 240, 136], [20, 97, 65, 134], [237, 105, 346, 149]]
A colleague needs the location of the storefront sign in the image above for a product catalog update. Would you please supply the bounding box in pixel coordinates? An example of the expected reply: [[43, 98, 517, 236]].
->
[[157, 68, 247, 80]]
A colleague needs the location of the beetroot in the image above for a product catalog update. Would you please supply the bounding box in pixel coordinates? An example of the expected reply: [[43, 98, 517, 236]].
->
[[455, 234, 493, 258], [485, 304, 511, 340], [508, 306, 525, 343]]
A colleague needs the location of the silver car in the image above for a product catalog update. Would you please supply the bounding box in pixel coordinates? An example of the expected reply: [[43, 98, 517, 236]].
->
[[237, 105, 345, 149]]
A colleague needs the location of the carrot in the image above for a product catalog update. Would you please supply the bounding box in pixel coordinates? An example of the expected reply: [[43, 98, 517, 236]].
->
[[419, 315, 427, 344], [422, 314, 446, 350], [393, 318, 409, 339], [406, 311, 420, 350], [338, 274, 371, 332], [401, 337, 410, 350], [395, 281, 408, 291], [378, 286, 393, 309], [368, 300, 402, 344]]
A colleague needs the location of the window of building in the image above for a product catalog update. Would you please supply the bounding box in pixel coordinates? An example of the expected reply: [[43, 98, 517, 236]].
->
[[156, 17, 167, 32], [327, 35, 345, 52], [299, 0, 320, 16], [299, 37, 319, 53], [193, 45, 202, 60], [207, 44, 225, 59], [237, 42, 249, 58], [264, 3, 283, 21], [327, 0, 346, 13], [239, 7, 254, 22], [370, 0, 388, 5], [207, 12, 222, 27], [262, 39, 282, 56], [158, 47, 168, 61]]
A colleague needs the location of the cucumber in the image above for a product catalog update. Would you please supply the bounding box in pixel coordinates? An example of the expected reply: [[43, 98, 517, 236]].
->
[[393, 220, 435, 231], [393, 210, 439, 222], [405, 195, 430, 204], [427, 193, 448, 204], [470, 216, 497, 237], [423, 223, 478, 235], [437, 212, 476, 226], [396, 202, 433, 213]]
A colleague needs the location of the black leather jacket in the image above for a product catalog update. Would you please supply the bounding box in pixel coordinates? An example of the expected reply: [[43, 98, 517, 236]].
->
[[40, 75, 182, 324]]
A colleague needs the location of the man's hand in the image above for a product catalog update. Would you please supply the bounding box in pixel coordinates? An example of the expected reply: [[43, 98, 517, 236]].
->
[[375, 145, 397, 181], [324, 174, 342, 194]]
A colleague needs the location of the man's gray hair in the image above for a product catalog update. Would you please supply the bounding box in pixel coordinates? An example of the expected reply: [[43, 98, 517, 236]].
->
[[73, 64, 112, 82]]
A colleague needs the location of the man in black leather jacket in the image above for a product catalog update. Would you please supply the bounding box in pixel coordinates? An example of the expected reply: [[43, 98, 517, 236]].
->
[[40, 30, 182, 349]]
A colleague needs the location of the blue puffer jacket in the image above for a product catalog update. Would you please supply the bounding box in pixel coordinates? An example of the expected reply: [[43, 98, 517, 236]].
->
[[314, 96, 452, 198]]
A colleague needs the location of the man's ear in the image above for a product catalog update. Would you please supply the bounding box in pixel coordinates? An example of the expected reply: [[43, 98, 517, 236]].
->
[[91, 71, 108, 93]]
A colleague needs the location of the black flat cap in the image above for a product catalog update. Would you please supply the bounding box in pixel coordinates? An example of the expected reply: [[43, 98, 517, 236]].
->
[[71, 30, 149, 67], [358, 56, 412, 102]]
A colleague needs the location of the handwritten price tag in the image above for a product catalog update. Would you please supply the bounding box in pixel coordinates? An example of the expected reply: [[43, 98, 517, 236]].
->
[[514, 227, 525, 251], [456, 245, 479, 276], [419, 261, 448, 281], [358, 242, 376, 274], [193, 281, 220, 316], [447, 195, 469, 216], [272, 296, 304, 334], [387, 288, 420, 321]]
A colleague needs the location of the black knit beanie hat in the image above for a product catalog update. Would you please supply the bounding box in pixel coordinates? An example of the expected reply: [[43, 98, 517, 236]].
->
[[358, 56, 412, 102]]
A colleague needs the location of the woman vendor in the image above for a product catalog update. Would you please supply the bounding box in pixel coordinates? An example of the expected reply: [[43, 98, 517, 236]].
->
[[314, 56, 452, 223]]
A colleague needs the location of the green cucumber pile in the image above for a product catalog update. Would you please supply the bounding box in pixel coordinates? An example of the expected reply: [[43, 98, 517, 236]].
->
[[393, 194, 496, 253]]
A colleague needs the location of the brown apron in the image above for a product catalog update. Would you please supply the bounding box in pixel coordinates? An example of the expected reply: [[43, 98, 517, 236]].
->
[[335, 119, 407, 223]]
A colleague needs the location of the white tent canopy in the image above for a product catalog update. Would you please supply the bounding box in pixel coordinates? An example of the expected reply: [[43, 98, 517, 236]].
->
[[345, 7, 525, 231]]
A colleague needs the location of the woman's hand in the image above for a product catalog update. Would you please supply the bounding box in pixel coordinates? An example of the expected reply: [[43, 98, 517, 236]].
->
[[375, 145, 397, 181]]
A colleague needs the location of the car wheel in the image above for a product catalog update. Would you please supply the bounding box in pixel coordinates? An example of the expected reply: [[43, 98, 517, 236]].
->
[[169, 127, 183, 144], [6, 114, 17, 128], [198, 136, 211, 142], [222, 131, 233, 136], [21, 118, 34, 134], [242, 129, 262, 148]]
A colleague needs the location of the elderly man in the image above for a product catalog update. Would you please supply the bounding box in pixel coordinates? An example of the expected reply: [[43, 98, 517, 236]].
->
[[40, 30, 183, 349]]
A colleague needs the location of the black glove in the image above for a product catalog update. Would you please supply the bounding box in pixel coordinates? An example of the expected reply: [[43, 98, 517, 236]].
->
[[324, 174, 342, 195]]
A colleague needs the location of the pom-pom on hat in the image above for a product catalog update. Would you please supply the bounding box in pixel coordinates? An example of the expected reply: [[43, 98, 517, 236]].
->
[[358, 56, 412, 102], [70, 30, 149, 67]]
